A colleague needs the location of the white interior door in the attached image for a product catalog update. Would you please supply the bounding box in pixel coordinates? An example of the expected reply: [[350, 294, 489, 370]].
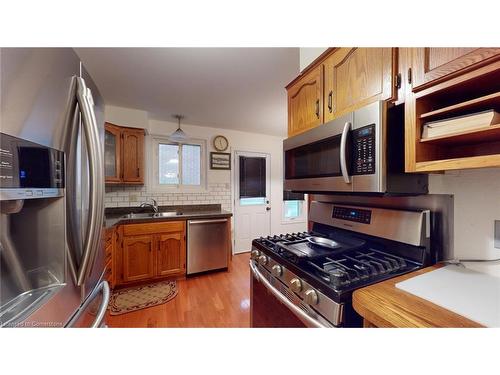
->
[[233, 151, 271, 254]]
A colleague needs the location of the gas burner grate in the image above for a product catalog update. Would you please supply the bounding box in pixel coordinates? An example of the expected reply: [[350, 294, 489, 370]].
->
[[256, 231, 313, 244], [308, 248, 410, 289]]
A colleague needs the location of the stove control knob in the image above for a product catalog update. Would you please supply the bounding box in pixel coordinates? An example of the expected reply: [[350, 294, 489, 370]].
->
[[250, 250, 260, 260], [271, 265, 283, 277], [304, 289, 319, 305], [258, 255, 268, 265], [290, 278, 302, 293]]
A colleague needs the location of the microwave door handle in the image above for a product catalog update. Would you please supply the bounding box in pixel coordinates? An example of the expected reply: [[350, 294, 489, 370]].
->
[[249, 261, 332, 328], [340, 121, 351, 184], [75, 77, 104, 286]]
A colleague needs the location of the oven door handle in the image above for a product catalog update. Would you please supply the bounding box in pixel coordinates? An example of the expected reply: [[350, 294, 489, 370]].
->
[[249, 261, 330, 328], [340, 121, 351, 184]]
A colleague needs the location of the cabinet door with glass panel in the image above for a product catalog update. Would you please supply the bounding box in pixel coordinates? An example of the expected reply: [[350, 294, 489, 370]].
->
[[104, 123, 122, 183], [104, 123, 145, 185], [153, 137, 206, 189]]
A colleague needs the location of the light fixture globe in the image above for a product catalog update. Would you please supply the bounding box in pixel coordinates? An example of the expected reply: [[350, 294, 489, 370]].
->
[[169, 114, 189, 142]]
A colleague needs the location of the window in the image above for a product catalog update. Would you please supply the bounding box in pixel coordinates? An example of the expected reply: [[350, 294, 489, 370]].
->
[[282, 191, 306, 223], [152, 137, 206, 190], [238, 155, 267, 206], [284, 200, 302, 219]]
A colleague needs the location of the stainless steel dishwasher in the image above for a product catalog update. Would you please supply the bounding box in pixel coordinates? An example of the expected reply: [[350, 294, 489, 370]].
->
[[187, 218, 230, 275]]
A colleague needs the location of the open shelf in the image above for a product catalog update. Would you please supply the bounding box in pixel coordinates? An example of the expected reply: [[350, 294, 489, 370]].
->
[[410, 67, 500, 172], [420, 123, 500, 145], [415, 154, 500, 172], [419, 91, 500, 121]]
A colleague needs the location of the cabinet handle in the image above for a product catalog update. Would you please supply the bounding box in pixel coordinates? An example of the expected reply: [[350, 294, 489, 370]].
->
[[395, 73, 402, 89], [328, 91, 333, 113], [137, 167, 140, 177], [315, 99, 320, 119], [407, 68, 412, 85]]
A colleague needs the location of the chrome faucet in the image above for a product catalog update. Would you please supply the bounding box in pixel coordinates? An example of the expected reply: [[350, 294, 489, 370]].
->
[[140, 198, 159, 213]]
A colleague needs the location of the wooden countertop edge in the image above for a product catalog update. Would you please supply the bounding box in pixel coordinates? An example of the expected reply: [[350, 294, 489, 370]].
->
[[352, 265, 484, 328]]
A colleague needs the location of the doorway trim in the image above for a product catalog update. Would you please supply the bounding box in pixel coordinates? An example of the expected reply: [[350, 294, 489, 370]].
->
[[231, 149, 272, 254]]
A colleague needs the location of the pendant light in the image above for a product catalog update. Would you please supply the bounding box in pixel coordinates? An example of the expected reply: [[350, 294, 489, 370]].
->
[[169, 114, 189, 142]]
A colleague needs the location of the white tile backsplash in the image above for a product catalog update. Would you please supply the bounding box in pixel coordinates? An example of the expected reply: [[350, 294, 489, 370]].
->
[[105, 183, 232, 212]]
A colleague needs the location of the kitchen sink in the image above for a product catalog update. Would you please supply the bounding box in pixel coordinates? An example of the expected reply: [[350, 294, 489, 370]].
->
[[121, 211, 183, 219]]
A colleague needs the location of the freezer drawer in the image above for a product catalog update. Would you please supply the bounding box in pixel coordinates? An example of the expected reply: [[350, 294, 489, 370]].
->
[[187, 219, 229, 275]]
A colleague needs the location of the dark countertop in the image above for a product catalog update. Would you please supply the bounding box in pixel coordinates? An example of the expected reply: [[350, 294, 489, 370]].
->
[[105, 204, 232, 229]]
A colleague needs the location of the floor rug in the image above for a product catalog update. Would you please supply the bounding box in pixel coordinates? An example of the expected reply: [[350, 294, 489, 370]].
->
[[108, 280, 178, 315]]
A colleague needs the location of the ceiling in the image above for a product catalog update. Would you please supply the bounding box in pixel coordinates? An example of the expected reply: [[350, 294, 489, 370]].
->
[[75, 48, 299, 137]]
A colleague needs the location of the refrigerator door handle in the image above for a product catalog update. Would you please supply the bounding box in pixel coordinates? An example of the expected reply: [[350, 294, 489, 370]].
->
[[64, 77, 82, 285], [73, 77, 104, 286], [66, 280, 110, 328]]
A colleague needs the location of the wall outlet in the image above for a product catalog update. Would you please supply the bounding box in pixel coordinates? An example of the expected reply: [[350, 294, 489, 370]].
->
[[130, 193, 138, 202], [495, 220, 500, 249]]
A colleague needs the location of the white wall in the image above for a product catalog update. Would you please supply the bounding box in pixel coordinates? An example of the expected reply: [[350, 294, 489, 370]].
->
[[104, 105, 307, 237], [148, 118, 307, 235], [428, 168, 500, 276], [299, 48, 328, 71], [106, 105, 148, 129]]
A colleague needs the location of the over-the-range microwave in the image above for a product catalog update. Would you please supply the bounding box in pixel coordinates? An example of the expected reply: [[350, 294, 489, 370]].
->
[[283, 101, 428, 195]]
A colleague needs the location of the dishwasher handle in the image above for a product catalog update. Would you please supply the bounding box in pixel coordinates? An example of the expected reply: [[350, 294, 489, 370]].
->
[[189, 219, 228, 225]]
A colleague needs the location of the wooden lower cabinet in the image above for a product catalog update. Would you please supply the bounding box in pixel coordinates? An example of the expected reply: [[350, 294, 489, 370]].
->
[[156, 232, 186, 277], [363, 319, 378, 328], [122, 235, 155, 283], [115, 221, 186, 286], [104, 227, 115, 288]]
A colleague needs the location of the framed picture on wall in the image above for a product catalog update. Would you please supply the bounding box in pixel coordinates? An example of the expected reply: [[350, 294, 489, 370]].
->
[[210, 152, 231, 170]]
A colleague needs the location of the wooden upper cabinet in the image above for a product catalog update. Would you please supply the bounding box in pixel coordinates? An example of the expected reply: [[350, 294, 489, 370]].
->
[[287, 65, 323, 137], [324, 48, 395, 120], [122, 235, 155, 283], [122, 128, 144, 183], [394, 47, 412, 106], [411, 48, 500, 90], [105, 123, 145, 185], [157, 231, 186, 277], [104, 124, 121, 183]]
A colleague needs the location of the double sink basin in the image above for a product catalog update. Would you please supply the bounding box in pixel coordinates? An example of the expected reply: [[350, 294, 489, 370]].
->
[[120, 211, 184, 219]]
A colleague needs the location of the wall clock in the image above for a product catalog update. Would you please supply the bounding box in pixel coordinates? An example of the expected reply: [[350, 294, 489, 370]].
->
[[213, 135, 229, 152]]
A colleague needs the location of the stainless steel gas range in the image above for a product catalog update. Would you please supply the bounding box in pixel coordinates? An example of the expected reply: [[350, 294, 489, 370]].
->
[[250, 201, 432, 328]]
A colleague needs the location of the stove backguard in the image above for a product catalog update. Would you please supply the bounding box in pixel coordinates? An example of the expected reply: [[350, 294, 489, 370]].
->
[[312, 194, 454, 263]]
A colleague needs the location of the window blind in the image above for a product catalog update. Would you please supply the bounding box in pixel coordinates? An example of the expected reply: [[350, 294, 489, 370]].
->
[[239, 156, 266, 198]]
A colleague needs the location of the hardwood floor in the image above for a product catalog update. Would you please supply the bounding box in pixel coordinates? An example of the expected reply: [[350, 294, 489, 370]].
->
[[106, 253, 250, 328]]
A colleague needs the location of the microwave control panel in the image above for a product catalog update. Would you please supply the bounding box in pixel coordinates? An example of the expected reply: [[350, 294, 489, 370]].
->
[[332, 206, 372, 224], [352, 124, 375, 175]]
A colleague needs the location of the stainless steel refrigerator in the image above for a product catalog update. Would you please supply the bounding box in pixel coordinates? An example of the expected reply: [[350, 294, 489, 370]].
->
[[0, 48, 109, 327]]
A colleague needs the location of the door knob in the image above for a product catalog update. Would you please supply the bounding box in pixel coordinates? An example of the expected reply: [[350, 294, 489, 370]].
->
[[266, 207, 271, 211]]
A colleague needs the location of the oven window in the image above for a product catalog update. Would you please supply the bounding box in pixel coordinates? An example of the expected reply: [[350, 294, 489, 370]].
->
[[285, 134, 347, 179]]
